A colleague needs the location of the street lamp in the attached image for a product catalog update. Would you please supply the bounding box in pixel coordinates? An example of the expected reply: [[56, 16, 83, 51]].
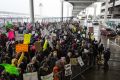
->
[[39, 3, 43, 18]]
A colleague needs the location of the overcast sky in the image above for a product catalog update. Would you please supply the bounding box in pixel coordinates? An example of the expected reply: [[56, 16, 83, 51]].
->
[[0, 0, 73, 17], [0, 0, 101, 17]]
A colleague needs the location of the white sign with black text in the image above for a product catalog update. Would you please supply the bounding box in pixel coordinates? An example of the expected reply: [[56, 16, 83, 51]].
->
[[77, 56, 84, 67], [23, 72, 38, 80], [64, 64, 72, 76]]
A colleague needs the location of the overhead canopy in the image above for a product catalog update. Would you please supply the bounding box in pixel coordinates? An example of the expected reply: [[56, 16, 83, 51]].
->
[[65, 0, 101, 16]]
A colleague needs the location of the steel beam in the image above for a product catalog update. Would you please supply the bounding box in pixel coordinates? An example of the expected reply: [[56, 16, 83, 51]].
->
[[73, 6, 87, 9], [73, 7, 85, 10], [97, 0, 106, 2], [72, 12, 79, 14], [67, 0, 96, 3], [65, 0, 104, 2], [71, 3, 92, 8], [73, 10, 81, 12]]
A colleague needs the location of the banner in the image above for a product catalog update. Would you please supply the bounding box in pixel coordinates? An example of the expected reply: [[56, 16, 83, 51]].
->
[[24, 34, 31, 44], [34, 41, 42, 52], [23, 72, 38, 80], [41, 73, 53, 80], [77, 56, 84, 67], [64, 64, 72, 76], [70, 58, 78, 65], [8, 31, 14, 40], [16, 44, 28, 53]]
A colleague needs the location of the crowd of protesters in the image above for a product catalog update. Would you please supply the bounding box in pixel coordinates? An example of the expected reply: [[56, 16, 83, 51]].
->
[[0, 21, 111, 80]]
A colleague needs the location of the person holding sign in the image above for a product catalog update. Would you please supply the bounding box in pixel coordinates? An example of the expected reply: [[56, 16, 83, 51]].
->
[[53, 61, 61, 80]]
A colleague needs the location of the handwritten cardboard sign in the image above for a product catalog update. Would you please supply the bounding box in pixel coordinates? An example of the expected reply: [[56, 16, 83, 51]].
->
[[70, 58, 78, 65], [77, 56, 84, 67], [24, 34, 31, 44], [34, 41, 42, 52], [64, 64, 72, 76], [23, 72, 38, 80], [16, 44, 28, 53]]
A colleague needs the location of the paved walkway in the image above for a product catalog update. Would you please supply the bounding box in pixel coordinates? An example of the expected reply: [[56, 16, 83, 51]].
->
[[72, 25, 120, 80]]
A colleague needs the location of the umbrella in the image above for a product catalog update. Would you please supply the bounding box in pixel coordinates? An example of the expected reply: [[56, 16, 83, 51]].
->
[[0, 64, 19, 76]]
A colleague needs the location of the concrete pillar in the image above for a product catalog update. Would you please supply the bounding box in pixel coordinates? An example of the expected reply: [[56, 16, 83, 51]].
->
[[104, 0, 109, 22], [39, 3, 42, 18], [94, 4, 97, 20], [61, 0, 64, 22], [29, 0, 35, 26], [67, 5, 69, 17]]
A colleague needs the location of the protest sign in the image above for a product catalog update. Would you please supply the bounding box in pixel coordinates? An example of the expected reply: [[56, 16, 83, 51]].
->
[[24, 34, 31, 44], [16, 44, 28, 53], [43, 39, 48, 51], [15, 33, 24, 41], [41, 73, 53, 80], [64, 64, 72, 76], [70, 58, 78, 65], [32, 31, 35, 35], [23, 72, 38, 80], [34, 41, 42, 52], [8, 31, 14, 40], [77, 56, 84, 67], [15, 31, 18, 34]]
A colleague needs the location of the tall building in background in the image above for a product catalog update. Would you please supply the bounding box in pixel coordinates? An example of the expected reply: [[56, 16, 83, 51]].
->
[[101, 0, 120, 19]]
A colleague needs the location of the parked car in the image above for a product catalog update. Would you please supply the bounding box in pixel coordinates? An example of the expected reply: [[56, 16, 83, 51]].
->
[[116, 24, 120, 35], [87, 19, 92, 23], [92, 20, 99, 25], [100, 28, 117, 37]]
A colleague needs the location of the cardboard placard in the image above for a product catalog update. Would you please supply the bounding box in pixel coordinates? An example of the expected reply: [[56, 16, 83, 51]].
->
[[32, 31, 35, 34], [77, 56, 84, 67], [41, 73, 53, 80], [64, 64, 72, 76], [34, 41, 42, 52], [24, 34, 31, 44], [16, 44, 28, 53], [70, 58, 78, 65], [8, 31, 14, 40], [15, 33, 24, 41], [23, 72, 38, 80]]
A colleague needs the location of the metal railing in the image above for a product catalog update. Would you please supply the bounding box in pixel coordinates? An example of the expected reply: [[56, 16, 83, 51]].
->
[[0, 17, 72, 24]]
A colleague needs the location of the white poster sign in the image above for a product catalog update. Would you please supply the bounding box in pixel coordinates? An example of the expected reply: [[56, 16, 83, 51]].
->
[[64, 64, 72, 76], [23, 72, 38, 80], [77, 56, 84, 67], [15, 33, 24, 41], [32, 31, 35, 34], [41, 73, 53, 80]]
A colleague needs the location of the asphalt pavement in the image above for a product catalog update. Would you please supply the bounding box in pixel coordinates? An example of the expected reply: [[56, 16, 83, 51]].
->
[[72, 25, 120, 80]]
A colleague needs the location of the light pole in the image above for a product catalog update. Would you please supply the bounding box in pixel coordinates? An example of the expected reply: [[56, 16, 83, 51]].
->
[[61, 0, 64, 22], [39, 3, 43, 22], [93, 4, 97, 20], [29, 0, 35, 27], [39, 3, 43, 18]]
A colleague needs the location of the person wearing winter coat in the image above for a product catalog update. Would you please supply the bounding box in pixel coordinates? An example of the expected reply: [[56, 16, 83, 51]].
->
[[103, 48, 111, 69]]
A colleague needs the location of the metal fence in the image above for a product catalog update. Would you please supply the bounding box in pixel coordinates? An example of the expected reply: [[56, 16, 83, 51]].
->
[[0, 17, 72, 24]]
